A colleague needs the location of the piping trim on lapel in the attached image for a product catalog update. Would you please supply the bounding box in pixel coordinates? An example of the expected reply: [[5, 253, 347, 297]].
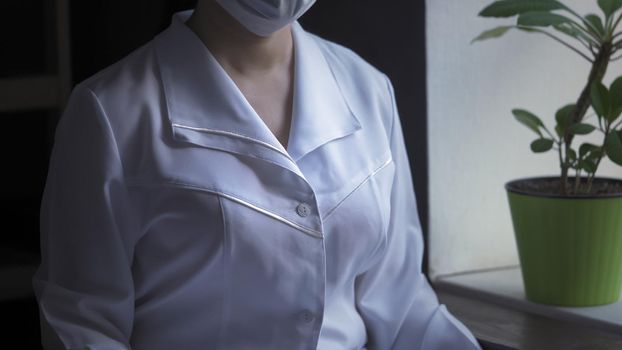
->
[[218, 190, 323, 239], [172, 123, 295, 162], [128, 179, 324, 239]]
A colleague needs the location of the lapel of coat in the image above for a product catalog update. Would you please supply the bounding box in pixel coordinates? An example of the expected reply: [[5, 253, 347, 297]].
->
[[154, 11, 362, 180]]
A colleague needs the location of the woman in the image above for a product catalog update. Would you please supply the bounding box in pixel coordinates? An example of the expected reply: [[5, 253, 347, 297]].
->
[[33, 0, 482, 349]]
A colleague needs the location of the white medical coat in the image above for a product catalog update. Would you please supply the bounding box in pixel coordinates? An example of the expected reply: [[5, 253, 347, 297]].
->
[[33, 9, 481, 350]]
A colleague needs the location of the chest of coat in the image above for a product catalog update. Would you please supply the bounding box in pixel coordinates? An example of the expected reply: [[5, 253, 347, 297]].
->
[[122, 117, 392, 347], [125, 117, 393, 274]]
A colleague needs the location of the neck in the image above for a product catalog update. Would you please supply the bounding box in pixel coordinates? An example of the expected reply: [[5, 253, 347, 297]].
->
[[186, 1, 294, 75]]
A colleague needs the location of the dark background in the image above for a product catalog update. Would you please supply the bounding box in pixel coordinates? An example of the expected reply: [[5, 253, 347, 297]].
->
[[0, 0, 426, 347]]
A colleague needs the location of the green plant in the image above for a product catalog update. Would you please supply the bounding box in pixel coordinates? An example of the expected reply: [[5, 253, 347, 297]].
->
[[474, 0, 622, 195]]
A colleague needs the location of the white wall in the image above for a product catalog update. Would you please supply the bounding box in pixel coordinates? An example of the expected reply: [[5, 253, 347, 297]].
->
[[426, 0, 622, 278]]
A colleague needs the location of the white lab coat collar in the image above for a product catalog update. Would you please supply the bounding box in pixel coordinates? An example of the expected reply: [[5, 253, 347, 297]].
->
[[153, 10, 362, 166], [289, 21, 362, 161]]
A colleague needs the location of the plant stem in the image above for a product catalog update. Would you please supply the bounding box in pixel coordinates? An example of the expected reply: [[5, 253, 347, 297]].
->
[[575, 168, 582, 193], [587, 169, 596, 191], [588, 124, 611, 193], [557, 140, 565, 191], [560, 41, 613, 195]]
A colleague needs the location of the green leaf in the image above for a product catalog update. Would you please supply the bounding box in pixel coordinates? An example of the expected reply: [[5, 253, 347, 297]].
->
[[555, 104, 576, 136], [479, 0, 565, 18], [610, 107, 622, 124], [605, 130, 622, 166], [513, 109, 545, 136], [608, 76, 622, 122], [579, 142, 600, 157], [568, 123, 597, 135], [531, 138, 555, 152], [516, 26, 539, 34], [472, 26, 514, 43], [598, 0, 622, 18], [588, 147, 605, 161], [554, 23, 593, 42], [580, 159, 598, 173], [585, 14, 606, 36], [568, 148, 578, 162], [518, 12, 573, 27], [591, 81, 610, 119]]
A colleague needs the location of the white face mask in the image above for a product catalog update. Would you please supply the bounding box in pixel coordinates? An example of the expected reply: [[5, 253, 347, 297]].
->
[[215, 0, 317, 37]]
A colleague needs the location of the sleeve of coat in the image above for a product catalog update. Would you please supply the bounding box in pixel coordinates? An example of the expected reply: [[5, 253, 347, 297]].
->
[[354, 77, 481, 350], [32, 84, 136, 350]]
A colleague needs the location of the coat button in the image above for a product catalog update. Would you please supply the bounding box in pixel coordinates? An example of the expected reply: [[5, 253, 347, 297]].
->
[[299, 310, 314, 323], [296, 203, 311, 217]]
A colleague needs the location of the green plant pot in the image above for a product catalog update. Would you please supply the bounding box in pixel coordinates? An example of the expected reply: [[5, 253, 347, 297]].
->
[[506, 177, 622, 306]]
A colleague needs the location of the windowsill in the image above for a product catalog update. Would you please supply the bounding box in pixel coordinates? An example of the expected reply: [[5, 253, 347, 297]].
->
[[434, 266, 622, 334]]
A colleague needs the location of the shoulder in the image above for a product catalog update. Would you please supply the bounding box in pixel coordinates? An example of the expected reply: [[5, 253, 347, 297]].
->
[[64, 39, 163, 147], [70, 39, 161, 115], [78, 41, 160, 103]]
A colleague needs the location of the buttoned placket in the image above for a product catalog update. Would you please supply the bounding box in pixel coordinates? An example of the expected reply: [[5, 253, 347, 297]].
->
[[282, 159, 326, 349], [225, 137, 328, 343], [276, 155, 327, 348]]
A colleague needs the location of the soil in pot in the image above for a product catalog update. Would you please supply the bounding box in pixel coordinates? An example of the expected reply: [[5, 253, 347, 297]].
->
[[510, 177, 622, 197]]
